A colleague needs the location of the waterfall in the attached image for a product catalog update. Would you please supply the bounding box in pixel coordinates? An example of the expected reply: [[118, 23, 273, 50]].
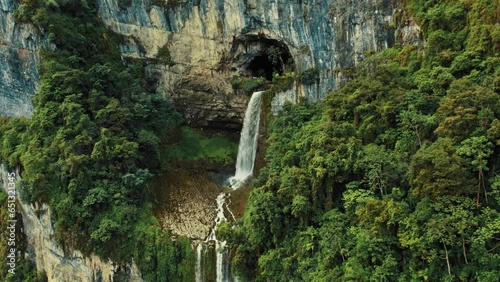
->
[[229, 91, 264, 189], [195, 91, 263, 281], [196, 193, 233, 282], [195, 244, 203, 282], [209, 193, 228, 282]]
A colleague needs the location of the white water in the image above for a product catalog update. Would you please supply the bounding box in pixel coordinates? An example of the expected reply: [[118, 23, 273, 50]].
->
[[210, 193, 228, 282], [196, 193, 230, 282], [229, 91, 264, 189], [196, 92, 263, 280], [195, 244, 203, 282]]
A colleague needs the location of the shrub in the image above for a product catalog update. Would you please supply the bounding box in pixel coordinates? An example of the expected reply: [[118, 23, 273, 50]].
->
[[299, 67, 319, 85], [151, 0, 186, 9], [156, 44, 175, 66], [269, 71, 294, 94], [117, 0, 132, 9], [231, 76, 266, 95]]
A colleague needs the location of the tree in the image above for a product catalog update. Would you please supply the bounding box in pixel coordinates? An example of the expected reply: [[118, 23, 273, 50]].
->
[[435, 78, 499, 141], [457, 136, 494, 206], [410, 138, 475, 199]]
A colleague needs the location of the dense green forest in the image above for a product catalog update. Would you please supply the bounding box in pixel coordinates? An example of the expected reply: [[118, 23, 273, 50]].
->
[[221, 0, 500, 281], [1, 0, 196, 281], [1, 0, 499, 281]]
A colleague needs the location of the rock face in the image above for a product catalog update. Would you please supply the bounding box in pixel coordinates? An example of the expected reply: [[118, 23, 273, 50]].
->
[[0, 0, 421, 125], [0, 163, 143, 282], [172, 88, 248, 130], [98, 0, 421, 122], [148, 64, 250, 129], [0, 0, 51, 117]]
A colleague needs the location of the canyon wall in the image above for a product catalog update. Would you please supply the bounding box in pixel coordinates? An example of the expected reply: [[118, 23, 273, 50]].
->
[[98, 0, 421, 117], [0, 0, 421, 126], [0, 0, 50, 117]]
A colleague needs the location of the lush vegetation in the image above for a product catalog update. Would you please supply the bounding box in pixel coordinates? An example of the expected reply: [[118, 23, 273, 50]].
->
[[2, 0, 499, 280], [0, 190, 47, 282], [164, 127, 238, 166], [157, 43, 176, 67], [223, 0, 500, 281], [2, 0, 196, 280], [231, 76, 267, 95], [299, 67, 320, 85]]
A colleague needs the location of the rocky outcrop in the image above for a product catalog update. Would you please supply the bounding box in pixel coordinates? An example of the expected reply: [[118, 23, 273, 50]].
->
[[148, 64, 250, 129], [98, 0, 421, 123], [0, 163, 143, 282], [0, 0, 51, 117], [170, 89, 248, 130]]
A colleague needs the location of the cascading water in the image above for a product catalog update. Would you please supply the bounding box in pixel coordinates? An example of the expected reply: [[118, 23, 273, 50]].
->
[[195, 244, 203, 282], [196, 92, 263, 281], [209, 193, 228, 282], [196, 193, 237, 282], [229, 91, 264, 189]]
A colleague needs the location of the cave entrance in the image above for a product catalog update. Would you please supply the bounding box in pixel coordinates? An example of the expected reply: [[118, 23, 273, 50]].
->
[[231, 35, 293, 81]]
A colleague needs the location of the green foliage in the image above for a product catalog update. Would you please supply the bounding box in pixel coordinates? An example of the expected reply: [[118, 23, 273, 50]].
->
[[0, 118, 28, 167], [231, 76, 266, 95], [156, 43, 175, 66], [133, 209, 195, 281], [2, 0, 193, 279], [435, 78, 499, 140], [117, 0, 132, 10], [264, 70, 295, 99], [151, 0, 186, 9], [299, 67, 319, 85], [3, 0, 499, 280], [267, 46, 283, 71], [163, 127, 238, 166], [226, 1, 500, 280], [410, 137, 475, 199]]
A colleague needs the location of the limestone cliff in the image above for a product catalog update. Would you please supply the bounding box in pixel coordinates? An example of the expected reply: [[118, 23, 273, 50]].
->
[[0, 163, 143, 282], [0, 0, 421, 125], [97, 0, 421, 120], [0, 0, 51, 117]]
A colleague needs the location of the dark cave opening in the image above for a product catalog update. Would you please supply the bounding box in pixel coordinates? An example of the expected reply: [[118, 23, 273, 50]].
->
[[245, 41, 293, 81], [248, 55, 275, 80]]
